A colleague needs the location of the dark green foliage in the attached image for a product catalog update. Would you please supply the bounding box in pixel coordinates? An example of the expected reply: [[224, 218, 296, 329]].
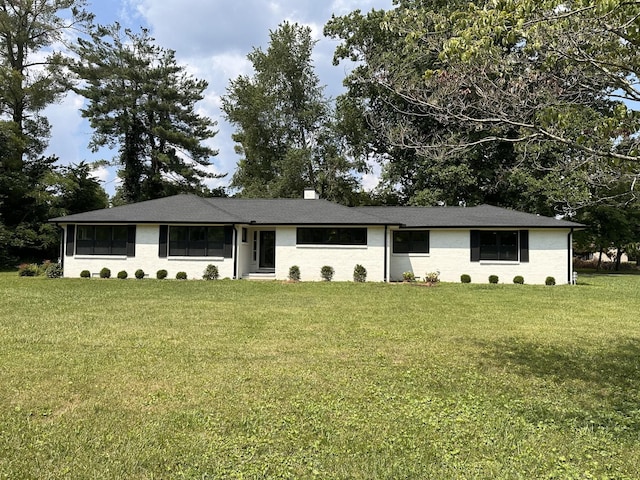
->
[[353, 264, 367, 282], [489, 275, 499, 284], [156, 269, 168, 280], [461, 274, 471, 283], [134, 269, 145, 279], [288, 265, 301, 282], [513, 275, 525, 285], [117, 270, 128, 280], [320, 265, 335, 282], [70, 24, 220, 204], [545, 276, 556, 286], [202, 264, 219, 280], [176, 271, 187, 280], [80, 270, 91, 278], [99, 267, 111, 279], [45, 263, 63, 279], [222, 22, 363, 204]]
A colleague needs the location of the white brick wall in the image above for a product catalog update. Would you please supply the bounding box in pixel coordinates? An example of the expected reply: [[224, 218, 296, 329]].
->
[[388, 228, 571, 284]]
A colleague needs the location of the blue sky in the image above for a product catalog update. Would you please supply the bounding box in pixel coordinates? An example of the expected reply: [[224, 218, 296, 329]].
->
[[44, 0, 394, 196]]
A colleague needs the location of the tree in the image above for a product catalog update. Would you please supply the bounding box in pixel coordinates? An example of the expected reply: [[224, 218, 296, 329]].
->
[[325, 2, 612, 213], [70, 24, 221, 204], [0, 0, 92, 266], [51, 162, 109, 215], [331, 0, 640, 212], [222, 22, 364, 204]]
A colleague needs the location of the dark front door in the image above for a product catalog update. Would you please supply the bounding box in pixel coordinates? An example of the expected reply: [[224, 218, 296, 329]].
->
[[259, 231, 276, 269]]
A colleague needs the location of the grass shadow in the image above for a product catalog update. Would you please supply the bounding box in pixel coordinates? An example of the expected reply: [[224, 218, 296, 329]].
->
[[478, 338, 640, 437]]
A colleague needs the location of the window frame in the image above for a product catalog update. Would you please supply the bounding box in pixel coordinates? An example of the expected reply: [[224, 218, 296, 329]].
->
[[296, 227, 368, 246], [75, 225, 134, 256], [392, 230, 430, 254], [470, 230, 529, 263], [168, 225, 231, 257]]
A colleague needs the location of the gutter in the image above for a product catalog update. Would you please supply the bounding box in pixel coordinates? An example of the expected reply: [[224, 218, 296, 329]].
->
[[568, 228, 574, 284], [384, 225, 388, 282], [233, 224, 238, 279]]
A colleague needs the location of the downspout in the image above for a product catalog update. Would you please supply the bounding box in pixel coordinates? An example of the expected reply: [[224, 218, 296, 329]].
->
[[233, 225, 238, 280], [384, 225, 388, 282], [568, 228, 574, 284], [56, 223, 64, 271]]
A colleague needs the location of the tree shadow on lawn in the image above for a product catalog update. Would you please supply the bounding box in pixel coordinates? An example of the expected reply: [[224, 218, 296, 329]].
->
[[477, 338, 640, 438]]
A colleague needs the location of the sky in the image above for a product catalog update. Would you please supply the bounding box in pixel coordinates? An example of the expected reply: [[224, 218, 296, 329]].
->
[[44, 0, 395, 196]]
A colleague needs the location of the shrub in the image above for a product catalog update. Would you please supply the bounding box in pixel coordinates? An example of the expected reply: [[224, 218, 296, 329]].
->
[[424, 270, 440, 283], [202, 264, 219, 280], [135, 269, 145, 279], [402, 271, 416, 282], [288, 265, 301, 282], [488, 275, 499, 284], [45, 263, 63, 279], [117, 270, 128, 279], [18, 263, 40, 277], [351, 264, 367, 283], [176, 271, 187, 280], [320, 265, 334, 281], [156, 269, 168, 280], [545, 276, 556, 286], [513, 275, 524, 285], [99, 267, 111, 279], [80, 270, 91, 278], [460, 274, 471, 284]]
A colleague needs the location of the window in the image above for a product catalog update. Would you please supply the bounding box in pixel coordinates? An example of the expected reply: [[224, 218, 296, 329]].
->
[[393, 230, 429, 254], [297, 227, 367, 246], [75, 225, 135, 256], [471, 230, 529, 262], [242, 227, 248, 243], [168, 226, 230, 257]]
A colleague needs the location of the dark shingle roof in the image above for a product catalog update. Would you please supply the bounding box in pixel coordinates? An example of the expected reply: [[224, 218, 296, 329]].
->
[[49, 195, 583, 229], [357, 204, 583, 228], [49, 194, 392, 225]]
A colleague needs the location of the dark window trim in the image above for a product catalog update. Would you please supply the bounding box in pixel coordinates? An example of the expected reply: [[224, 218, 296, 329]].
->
[[75, 225, 135, 256], [392, 230, 430, 254], [470, 229, 529, 262], [296, 227, 368, 246], [168, 225, 233, 258]]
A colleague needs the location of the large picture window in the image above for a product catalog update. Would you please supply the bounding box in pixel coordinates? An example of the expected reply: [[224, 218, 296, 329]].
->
[[168, 226, 230, 257], [76, 225, 134, 256], [471, 230, 529, 262], [296, 227, 367, 246], [393, 230, 430, 254]]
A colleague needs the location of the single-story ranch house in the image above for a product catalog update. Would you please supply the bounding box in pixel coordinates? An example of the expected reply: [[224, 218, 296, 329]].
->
[[49, 190, 584, 284]]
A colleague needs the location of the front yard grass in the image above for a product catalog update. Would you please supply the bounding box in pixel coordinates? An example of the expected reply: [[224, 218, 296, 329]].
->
[[0, 273, 638, 479]]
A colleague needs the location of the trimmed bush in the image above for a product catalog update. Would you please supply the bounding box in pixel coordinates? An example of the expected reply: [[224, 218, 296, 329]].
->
[[135, 269, 145, 279], [402, 271, 416, 282], [176, 271, 187, 280], [545, 276, 556, 286], [100, 267, 111, 279], [513, 275, 524, 285], [45, 263, 63, 279], [288, 265, 301, 282], [80, 270, 91, 278], [156, 269, 168, 280], [320, 265, 334, 281], [460, 274, 471, 284], [488, 275, 499, 284], [353, 264, 367, 283], [202, 264, 219, 280], [18, 263, 40, 277], [117, 270, 128, 279]]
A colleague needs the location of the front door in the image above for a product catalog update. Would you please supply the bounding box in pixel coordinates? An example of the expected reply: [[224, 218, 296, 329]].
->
[[259, 231, 276, 269]]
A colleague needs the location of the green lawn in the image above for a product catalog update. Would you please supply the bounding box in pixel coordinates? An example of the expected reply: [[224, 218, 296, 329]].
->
[[1, 273, 639, 479]]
